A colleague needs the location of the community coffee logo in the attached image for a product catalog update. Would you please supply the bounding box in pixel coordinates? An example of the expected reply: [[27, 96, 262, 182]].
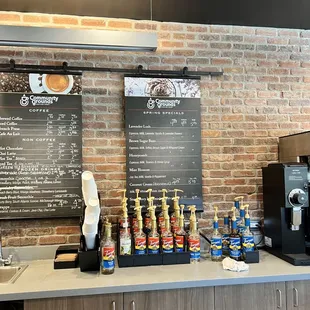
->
[[146, 97, 180, 109], [20, 94, 59, 107]]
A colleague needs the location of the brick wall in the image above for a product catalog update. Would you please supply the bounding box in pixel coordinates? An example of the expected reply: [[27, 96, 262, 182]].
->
[[0, 12, 309, 246]]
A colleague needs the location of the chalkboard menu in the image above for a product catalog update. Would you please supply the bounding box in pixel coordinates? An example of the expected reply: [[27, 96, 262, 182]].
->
[[125, 76, 202, 212], [0, 73, 83, 219]]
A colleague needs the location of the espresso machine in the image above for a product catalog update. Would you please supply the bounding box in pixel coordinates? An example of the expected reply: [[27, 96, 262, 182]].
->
[[263, 131, 310, 265]]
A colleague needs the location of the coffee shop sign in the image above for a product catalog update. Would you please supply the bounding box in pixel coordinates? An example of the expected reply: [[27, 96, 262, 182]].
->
[[147, 98, 180, 110], [20, 95, 59, 107]]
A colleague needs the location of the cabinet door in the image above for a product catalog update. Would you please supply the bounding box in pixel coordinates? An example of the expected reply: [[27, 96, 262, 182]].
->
[[286, 280, 310, 310], [215, 282, 286, 310], [24, 293, 123, 310], [124, 287, 214, 310]]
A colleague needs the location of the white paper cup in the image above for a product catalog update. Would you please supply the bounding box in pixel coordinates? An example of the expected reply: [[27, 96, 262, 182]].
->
[[81, 171, 98, 203], [82, 214, 98, 234], [84, 232, 96, 250], [85, 197, 101, 221]]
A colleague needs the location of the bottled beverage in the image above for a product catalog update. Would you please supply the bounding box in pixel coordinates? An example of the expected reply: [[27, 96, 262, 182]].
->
[[229, 207, 241, 261], [134, 216, 146, 255], [120, 221, 131, 256], [188, 205, 200, 263], [242, 205, 255, 259], [162, 215, 174, 253], [211, 206, 222, 262], [222, 214, 230, 256], [238, 205, 246, 236], [147, 201, 160, 254], [171, 189, 183, 233], [144, 189, 153, 235], [158, 189, 168, 233], [101, 222, 115, 275], [175, 204, 186, 253], [133, 189, 141, 236]]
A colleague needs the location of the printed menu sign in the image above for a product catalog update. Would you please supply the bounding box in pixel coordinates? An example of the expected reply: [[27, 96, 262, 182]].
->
[[125, 76, 202, 211], [0, 73, 82, 219]]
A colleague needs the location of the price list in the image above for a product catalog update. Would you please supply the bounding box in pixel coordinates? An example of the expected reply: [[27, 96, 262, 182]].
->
[[0, 93, 82, 218], [125, 96, 203, 211]]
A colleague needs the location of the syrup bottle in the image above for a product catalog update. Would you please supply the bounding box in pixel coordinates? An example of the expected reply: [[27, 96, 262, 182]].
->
[[175, 204, 186, 252], [100, 222, 115, 275], [171, 189, 183, 233], [158, 189, 168, 233], [242, 204, 255, 259], [148, 202, 160, 254], [211, 206, 222, 262], [162, 213, 174, 253], [144, 189, 153, 235], [229, 207, 241, 261], [188, 205, 200, 263], [221, 213, 230, 256]]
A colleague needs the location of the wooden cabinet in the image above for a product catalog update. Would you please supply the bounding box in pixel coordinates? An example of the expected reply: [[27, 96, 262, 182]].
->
[[123, 287, 215, 310], [215, 282, 286, 310], [24, 293, 123, 310], [286, 280, 310, 310]]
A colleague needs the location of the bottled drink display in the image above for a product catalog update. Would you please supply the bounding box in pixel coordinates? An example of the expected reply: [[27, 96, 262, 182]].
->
[[134, 205, 146, 255], [211, 206, 222, 262], [147, 196, 160, 254], [238, 205, 246, 236], [158, 189, 168, 233], [101, 221, 115, 275]]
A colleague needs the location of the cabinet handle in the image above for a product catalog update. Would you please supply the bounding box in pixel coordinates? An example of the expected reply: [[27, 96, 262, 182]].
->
[[131, 300, 136, 310], [111, 301, 116, 310], [293, 288, 299, 307], [276, 289, 282, 309]]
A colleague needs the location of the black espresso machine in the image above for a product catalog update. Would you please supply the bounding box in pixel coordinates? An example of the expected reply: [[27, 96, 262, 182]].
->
[[263, 131, 310, 265]]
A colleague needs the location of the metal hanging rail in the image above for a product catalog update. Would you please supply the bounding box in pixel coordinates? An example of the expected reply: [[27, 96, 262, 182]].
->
[[0, 60, 223, 77]]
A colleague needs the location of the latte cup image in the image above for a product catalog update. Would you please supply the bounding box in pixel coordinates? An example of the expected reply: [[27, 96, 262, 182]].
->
[[42, 74, 73, 94]]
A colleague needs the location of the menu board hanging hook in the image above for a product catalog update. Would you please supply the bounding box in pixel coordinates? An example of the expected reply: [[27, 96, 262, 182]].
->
[[137, 65, 143, 75], [182, 67, 188, 77], [9, 59, 15, 70], [62, 61, 68, 72]]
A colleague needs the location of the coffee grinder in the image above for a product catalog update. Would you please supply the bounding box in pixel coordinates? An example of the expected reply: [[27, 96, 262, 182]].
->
[[263, 163, 310, 265]]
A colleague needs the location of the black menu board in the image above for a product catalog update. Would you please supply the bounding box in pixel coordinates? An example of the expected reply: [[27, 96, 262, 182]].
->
[[0, 73, 83, 219], [125, 76, 203, 212]]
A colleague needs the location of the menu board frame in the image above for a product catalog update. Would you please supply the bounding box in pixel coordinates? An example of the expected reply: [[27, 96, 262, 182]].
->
[[0, 72, 83, 219], [124, 75, 203, 212]]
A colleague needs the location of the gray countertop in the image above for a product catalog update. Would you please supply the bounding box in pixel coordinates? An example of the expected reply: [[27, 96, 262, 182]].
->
[[1, 251, 310, 302]]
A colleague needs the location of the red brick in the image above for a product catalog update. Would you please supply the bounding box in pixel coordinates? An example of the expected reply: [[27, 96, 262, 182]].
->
[[39, 235, 66, 245], [210, 25, 231, 33], [278, 29, 299, 37], [0, 13, 20, 22], [187, 25, 209, 32], [201, 130, 221, 138], [160, 23, 184, 31], [68, 235, 81, 243], [81, 18, 106, 27], [53, 16, 79, 25], [23, 14, 50, 23], [161, 41, 184, 48], [211, 58, 232, 65], [234, 154, 255, 161], [256, 28, 277, 36], [224, 179, 246, 185], [290, 115, 310, 122], [7, 237, 37, 247], [56, 226, 80, 235], [26, 228, 53, 236], [233, 170, 256, 177], [221, 115, 243, 121], [134, 22, 157, 30], [210, 171, 231, 178], [233, 186, 256, 194], [108, 20, 132, 29]]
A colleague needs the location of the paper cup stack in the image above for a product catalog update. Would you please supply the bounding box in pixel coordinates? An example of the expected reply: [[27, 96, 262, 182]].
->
[[81, 171, 100, 250]]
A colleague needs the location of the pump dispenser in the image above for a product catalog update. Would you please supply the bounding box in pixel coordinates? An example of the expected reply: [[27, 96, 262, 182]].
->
[[133, 189, 142, 235], [242, 204, 254, 258], [238, 203, 246, 235], [144, 189, 153, 234], [171, 189, 183, 233], [188, 205, 200, 263], [175, 204, 186, 252], [119, 190, 130, 235], [222, 213, 230, 256], [162, 213, 174, 253], [119, 197, 132, 255], [148, 200, 160, 254], [229, 207, 241, 261], [134, 201, 146, 255], [211, 206, 222, 261], [159, 189, 169, 233]]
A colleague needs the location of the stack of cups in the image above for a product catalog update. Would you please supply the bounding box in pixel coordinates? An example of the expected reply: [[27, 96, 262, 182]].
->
[[81, 171, 101, 250]]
